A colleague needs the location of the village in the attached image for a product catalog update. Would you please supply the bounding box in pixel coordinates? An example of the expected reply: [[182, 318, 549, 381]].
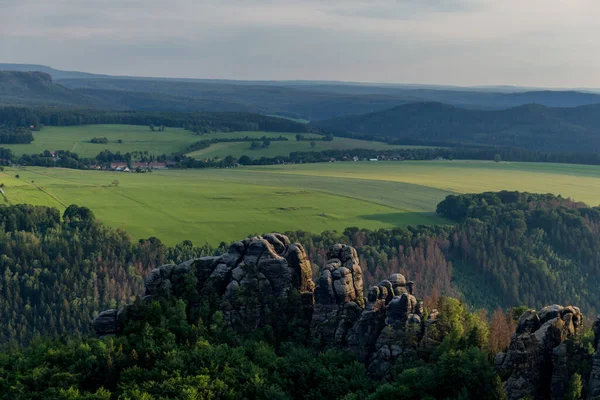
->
[[90, 161, 172, 172]]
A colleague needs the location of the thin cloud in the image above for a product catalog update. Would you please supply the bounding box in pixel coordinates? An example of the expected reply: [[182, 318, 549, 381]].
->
[[0, 0, 598, 87]]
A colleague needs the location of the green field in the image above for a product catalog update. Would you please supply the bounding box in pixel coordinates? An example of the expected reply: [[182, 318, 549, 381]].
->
[[186, 132, 420, 159], [5, 125, 200, 157], [5, 125, 421, 159], [2, 160, 600, 246]]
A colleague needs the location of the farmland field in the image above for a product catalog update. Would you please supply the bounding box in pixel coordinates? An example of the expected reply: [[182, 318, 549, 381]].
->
[[4, 124, 420, 158], [5, 125, 200, 157], [186, 132, 426, 159], [2, 160, 600, 245]]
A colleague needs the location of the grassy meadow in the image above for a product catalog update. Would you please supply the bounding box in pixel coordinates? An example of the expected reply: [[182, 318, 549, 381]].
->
[[5, 125, 418, 159], [6, 125, 199, 157], [2, 160, 600, 246]]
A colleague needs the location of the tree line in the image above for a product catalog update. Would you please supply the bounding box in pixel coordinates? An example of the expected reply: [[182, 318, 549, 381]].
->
[[10, 143, 600, 174], [0, 106, 313, 133], [185, 135, 290, 153], [0, 126, 34, 144]]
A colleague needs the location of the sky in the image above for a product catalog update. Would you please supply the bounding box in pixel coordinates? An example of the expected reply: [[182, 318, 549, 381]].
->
[[0, 0, 598, 87]]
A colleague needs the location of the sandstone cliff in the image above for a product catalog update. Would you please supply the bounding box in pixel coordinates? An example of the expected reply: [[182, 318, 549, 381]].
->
[[93, 233, 434, 377], [93, 233, 594, 396]]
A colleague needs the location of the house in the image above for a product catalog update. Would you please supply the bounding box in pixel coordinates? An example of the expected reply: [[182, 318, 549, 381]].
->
[[131, 162, 149, 169], [369, 158, 378, 162], [110, 162, 128, 171], [149, 162, 167, 169], [353, 156, 359, 162]]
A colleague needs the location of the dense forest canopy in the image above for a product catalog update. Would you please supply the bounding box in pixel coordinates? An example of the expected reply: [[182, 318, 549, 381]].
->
[[0, 204, 224, 346], [3, 191, 600, 348], [313, 102, 600, 152], [0, 106, 312, 134]]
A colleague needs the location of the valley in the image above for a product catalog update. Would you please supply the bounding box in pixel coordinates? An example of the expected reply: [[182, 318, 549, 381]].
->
[[3, 160, 600, 245], [3, 124, 417, 158]]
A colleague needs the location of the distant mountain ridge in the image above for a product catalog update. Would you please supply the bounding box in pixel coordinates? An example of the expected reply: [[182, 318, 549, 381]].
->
[[313, 102, 600, 152], [0, 71, 99, 107], [2, 64, 600, 120]]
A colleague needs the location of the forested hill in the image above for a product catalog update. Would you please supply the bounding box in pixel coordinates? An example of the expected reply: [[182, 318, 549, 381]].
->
[[313, 102, 600, 152], [3, 191, 600, 347], [0, 71, 98, 107], [4, 65, 600, 120], [3, 194, 600, 398], [0, 107, 313, 133], [0, 71, 258, 113]]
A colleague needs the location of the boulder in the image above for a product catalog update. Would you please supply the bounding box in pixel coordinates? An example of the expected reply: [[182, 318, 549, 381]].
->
[[92, 309, 120, 336], [378, 280, 394, 304], [539, 305, 564, 324]]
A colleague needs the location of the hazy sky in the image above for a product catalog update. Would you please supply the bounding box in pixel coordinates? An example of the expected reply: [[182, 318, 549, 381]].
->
[[1, 0, 598, 87]]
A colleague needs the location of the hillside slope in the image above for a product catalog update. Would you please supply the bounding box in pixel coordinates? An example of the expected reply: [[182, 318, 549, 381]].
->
[[3, 65, 600, 120], [0, 71, 98, 107], [314, 102, 600, 152]]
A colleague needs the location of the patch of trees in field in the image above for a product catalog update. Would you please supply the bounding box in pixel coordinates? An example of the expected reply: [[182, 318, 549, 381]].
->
[[90, 137, 109, 144], [296, 133, 334, 142], [0, 126, 34, 144]]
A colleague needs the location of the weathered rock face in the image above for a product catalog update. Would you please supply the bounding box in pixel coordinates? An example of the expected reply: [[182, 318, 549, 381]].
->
[[93, 233, 315, 336], [495, 305, 584, 400], [311, 244, 366, 346], [92, 235, 432, 379], [310, 245, 429, 377], [91, 309, 120, 336]]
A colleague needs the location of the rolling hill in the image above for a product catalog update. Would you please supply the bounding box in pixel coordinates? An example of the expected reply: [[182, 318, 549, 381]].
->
[[313, 102, 600, 152], [3, 65, 600, 120], [0, 71, 98, 107]]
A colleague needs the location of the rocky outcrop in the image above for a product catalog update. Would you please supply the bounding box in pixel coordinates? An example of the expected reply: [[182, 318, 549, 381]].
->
[[92, 234, 434, 379], [311, 245, 365, 346], [93, 233, 315, 336], [310, 246, 429, 377], [91, 309, 120, 336], [495, 304, 584, 400], [91, 231, 600, 398]]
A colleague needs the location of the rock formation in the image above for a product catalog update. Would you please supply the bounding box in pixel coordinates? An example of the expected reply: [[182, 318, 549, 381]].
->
[[92, 233, 434, 378], [92, 232, 600, 397], [92, 233, 315, 336], [311, 244, 365, 346], [495, 305, 585, 400]]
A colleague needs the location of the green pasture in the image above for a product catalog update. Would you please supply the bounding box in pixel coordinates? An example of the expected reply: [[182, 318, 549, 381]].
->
[[183, 132, 419, 159], [2, 160, 600, 246], [5, 124, 426, 159], [5, 125, 199, 157]]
